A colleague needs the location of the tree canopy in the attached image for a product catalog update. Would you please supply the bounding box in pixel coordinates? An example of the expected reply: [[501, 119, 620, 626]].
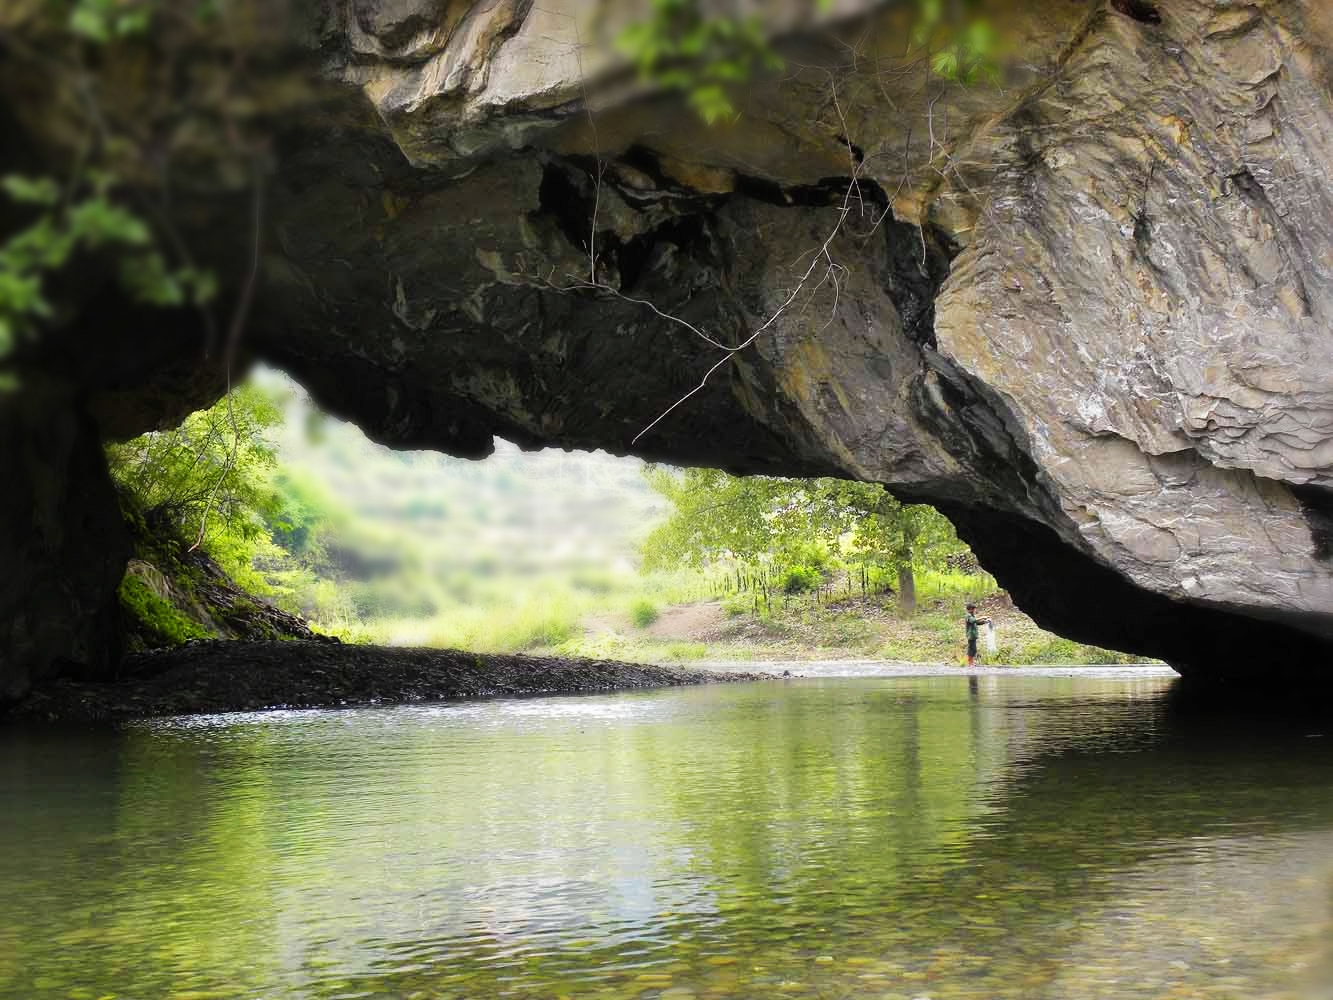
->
[[641, 467, 966, 612], [106, 384, 282, 546]]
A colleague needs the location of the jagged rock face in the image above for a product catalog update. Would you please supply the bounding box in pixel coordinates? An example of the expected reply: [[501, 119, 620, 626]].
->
[[936, 0, 1333, 637], [2, 0, 1332, 695]]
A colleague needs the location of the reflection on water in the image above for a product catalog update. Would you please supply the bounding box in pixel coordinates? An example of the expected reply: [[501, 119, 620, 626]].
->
[[1, 676, 1330, 999]]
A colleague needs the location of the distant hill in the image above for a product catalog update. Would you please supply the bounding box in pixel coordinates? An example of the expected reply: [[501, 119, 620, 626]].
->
[[260, 368, 670, 578]]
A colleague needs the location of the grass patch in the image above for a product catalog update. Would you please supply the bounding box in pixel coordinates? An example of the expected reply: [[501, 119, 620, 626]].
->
[[997, 636, 1142, 666], [323, 559, 1143, 668], [350, 569, 725, 655], [630, 599, 660, 628], [913, 568, 997, 606], [662, 641, 707, 661]]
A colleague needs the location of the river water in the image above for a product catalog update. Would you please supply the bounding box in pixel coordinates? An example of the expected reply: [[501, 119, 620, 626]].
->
[[1, 673, 1330, 1000]]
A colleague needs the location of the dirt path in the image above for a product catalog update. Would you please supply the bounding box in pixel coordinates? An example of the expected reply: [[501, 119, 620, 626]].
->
[[583, 601, 728, 642], [646, 601, 728, 640]]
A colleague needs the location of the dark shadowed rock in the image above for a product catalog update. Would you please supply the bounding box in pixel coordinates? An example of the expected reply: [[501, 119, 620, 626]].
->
[[0, 380, 129, 700]]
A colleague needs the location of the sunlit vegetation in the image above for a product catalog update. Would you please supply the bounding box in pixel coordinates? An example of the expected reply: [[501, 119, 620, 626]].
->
[[104, 375, 1136, 664], [642, 467, 971, 616], [617, 0, 1001, 126], [116, 572, 210, 647], [105, 385, 283, 571], [630, 598, 661, 629], [104, 375, 717, 655]]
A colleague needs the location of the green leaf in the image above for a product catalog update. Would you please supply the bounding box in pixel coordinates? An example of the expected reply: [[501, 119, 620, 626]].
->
[[0, 272, 52, 318], [618, 0, 779, 124], [114, 9, 152, 36], [689, 84, 736, 125], [70, 0, 155, 42], [963, 19, 998, 54], [67, 198, 152, 247], [69, 5, 112, 42], [120, 253, 184, 306], [1, 176, 61, 207], [931, 47, 961, 81], [2, 217, 77, 271], [182, 267, 218, 307]]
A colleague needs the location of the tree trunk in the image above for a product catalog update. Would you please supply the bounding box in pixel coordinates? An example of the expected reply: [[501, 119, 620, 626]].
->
[[897, 565, 917, 616]]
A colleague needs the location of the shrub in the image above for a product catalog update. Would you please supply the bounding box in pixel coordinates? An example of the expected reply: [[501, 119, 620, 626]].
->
[[630, 598, 660, 628], [509, 614, 577, 650], [721, 593, 753, 617], [781, 565, 822, 594]]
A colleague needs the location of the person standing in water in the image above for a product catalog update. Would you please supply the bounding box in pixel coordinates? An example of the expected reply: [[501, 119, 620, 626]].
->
[[964, 603, 991, 668]]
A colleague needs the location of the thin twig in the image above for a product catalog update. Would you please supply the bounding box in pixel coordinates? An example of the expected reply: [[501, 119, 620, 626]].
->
[[530, 10, 879, 446], [189, 159, 263, 552], [564, 281, 734, 351], [627, 162, 864, 445]]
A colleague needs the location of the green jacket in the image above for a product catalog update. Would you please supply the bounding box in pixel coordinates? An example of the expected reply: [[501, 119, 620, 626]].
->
[[966, 612, 981, 641]]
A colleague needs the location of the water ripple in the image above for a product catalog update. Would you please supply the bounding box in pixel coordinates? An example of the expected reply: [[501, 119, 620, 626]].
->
[[1, 676, 1329, 1000]]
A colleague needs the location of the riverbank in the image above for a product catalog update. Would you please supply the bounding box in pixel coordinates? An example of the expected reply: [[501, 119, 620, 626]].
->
[[696, 660, 1179, 679], [562, 594, 1148, 666], [4, 642, 768, 723]]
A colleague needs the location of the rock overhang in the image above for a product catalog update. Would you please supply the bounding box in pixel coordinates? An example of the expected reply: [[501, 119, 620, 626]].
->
[[3, 0, 1333, 694]]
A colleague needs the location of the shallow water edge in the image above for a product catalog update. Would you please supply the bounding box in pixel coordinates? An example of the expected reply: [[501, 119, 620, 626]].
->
[[3, 641, 766, 723]]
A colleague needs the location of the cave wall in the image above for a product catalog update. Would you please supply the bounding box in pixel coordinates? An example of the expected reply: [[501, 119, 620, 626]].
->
[[3, 0, 1333, 695], [0, 381, 129, 700], [934, 0, 1333, 636]]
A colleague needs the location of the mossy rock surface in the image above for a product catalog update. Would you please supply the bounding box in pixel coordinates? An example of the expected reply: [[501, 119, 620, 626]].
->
[[117, 497, 317, 651], [119, 573, 213, 651]]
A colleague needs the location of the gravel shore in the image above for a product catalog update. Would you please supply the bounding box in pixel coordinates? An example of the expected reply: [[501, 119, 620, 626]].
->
[[4, 641, 769, 722]]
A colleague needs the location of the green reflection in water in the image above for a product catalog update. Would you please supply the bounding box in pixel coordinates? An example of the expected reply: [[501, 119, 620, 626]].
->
[[1, 676, 1330, 1000]]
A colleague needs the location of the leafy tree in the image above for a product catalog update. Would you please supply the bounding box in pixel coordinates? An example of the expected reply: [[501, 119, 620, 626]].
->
[[642, 468, 965, 614], [616, 0, 1001, 127], [266, 470, 336, 558], [105, 384, 283, 556], [0, 1, 219, 373], [618, 0, 784, 124], [842, 492, 961, 614], [642, 467, 796, 569]]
